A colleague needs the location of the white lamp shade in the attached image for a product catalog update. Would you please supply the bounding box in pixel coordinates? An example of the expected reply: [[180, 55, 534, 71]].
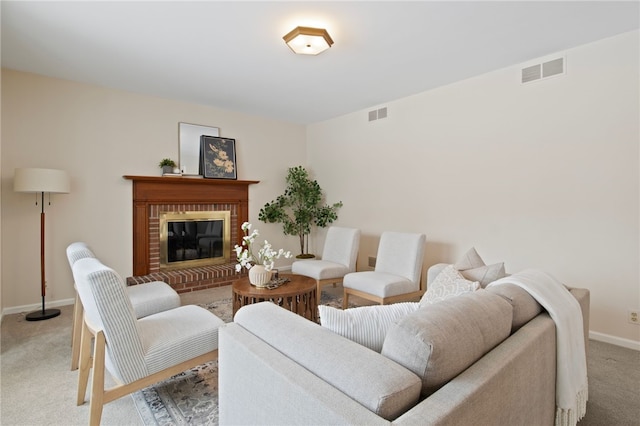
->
[[14, 168, 70, 193]]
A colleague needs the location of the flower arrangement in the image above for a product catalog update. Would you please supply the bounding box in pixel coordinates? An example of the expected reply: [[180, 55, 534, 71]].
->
[[235, 222, 292, 272]]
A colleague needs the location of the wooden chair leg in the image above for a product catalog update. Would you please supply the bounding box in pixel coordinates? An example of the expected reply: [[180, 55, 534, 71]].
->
[[77, 319, 92, 405], [71, 293, 83, 370], [342, 291, 349, 309], [89, 331, 106, 426], [317, 279, 342, 301]]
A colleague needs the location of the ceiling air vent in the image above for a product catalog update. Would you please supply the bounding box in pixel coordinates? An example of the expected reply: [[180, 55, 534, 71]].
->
[[521, 57, 565, 84]]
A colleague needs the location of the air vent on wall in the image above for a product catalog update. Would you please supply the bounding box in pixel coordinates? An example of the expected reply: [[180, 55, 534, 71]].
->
[[521, 57, 565, 84], [368, 107, 388, 122]]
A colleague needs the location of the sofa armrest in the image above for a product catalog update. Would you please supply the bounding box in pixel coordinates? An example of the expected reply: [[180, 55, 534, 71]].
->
[[569, 287, 590, 353], [233, 302, 422, 420], [219, 322, 390, 425]]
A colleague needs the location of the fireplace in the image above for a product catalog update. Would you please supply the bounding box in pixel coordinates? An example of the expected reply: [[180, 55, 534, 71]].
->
[[160, 210, 231, 269], [123, 176, 259, 293]]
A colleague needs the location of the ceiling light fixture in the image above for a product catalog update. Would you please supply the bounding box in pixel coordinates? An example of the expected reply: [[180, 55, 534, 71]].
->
[[283, 26, 334, 55]]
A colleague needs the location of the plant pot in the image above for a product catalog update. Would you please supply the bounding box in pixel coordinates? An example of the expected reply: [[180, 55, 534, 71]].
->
[[162, 165, 174, 174], [296, 253, 316, 259], [248, 265, 272, 287]]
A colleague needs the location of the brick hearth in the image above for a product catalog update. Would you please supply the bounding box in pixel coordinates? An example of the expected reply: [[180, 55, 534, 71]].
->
[[126, 263, 243, 294], [123, 176, 258, 293]]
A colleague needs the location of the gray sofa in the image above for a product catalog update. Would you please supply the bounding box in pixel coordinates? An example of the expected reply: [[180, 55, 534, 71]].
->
[[219, 264, 590, 425]]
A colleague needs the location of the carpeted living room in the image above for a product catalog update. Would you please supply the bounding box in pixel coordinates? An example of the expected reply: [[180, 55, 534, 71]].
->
[[1, 2, 639, 426]]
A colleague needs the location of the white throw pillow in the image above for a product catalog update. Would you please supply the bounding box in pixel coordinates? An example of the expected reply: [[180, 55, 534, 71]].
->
[[460, 262, 506, 288], [420, 264, 480, 307], [453, 247, 485, 271], [318, 303, 420, 352], [453, 247, 507, 287]]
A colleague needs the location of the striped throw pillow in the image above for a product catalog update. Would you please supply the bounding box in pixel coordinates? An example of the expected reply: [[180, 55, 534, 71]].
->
[[318, 302, 419, 352]]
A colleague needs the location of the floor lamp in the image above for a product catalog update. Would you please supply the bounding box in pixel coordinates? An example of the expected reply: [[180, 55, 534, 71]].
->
[[14, 168, 70, 321]]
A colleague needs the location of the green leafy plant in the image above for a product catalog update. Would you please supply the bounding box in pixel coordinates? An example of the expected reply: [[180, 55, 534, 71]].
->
[[158, 158, 177, 168], [259, 166, 342, 258]]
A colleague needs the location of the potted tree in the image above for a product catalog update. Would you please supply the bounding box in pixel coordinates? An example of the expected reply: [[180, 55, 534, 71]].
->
[[259, 166, 342, 258], [159, 158, 177, 174]]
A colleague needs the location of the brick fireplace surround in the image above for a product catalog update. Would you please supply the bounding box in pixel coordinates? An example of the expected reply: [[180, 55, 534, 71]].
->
[[123, 176, 258, 293]]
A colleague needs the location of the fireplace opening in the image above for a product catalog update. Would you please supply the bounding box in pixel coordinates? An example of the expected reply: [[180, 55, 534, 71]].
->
[[159, 211, 231, 270]]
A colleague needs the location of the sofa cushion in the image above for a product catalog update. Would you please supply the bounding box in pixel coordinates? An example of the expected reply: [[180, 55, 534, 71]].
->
[[235, 302, 422, 420], [318, 302, 419, 352], [381, 290, 513, 397], [291, 260, 350, 280], [420, 264, 479, 307], [486, 283, 543, 332]]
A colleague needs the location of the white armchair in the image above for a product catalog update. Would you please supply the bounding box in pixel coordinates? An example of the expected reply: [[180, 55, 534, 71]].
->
[[72, 257, 223, 426], [68, 242, 98, 371], [66, 242, 180, 371], [343, 231, 426, 308], [291, 226, 360, 297]]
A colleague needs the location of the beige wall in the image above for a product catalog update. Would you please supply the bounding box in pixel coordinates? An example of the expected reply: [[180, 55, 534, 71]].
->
[[1, 69, 306, 312], [0, 69, 3, 315], [307, 31, 640, 346]]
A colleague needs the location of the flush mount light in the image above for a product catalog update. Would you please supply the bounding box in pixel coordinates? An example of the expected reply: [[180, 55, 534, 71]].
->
[[283, 26, 334, 55]]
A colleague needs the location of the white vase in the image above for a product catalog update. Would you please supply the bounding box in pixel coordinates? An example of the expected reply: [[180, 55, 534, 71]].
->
[[248, 265, 272, 287]]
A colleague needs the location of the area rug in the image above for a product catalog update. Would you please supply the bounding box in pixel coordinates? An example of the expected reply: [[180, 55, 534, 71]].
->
[[132, 292, 351, 425]]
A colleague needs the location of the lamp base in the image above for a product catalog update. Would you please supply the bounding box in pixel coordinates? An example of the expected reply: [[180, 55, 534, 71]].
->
[[25, 308, 61, 321]]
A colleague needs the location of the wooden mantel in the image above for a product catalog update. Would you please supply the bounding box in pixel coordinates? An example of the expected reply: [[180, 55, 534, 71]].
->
[[123, 175, 259, 276]]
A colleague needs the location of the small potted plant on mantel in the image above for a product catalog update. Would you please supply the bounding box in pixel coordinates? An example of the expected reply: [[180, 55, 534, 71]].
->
[[159, 158, 177, 175]]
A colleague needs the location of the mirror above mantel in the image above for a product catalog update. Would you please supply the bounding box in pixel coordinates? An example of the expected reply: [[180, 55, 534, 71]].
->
[[178, 122, 219, 176]]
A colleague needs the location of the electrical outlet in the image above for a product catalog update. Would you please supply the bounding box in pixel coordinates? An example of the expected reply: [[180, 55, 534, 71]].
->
[[629, 310, 639, 325], [368, 256, 376, 268]]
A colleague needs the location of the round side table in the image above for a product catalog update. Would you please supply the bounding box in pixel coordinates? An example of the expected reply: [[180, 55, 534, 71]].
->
[[232, 273, 317, 322]]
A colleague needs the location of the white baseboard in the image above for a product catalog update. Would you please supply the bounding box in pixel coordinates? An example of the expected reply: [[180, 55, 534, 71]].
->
[[589, 331, 640, 351], [1, 298, 75, 318]]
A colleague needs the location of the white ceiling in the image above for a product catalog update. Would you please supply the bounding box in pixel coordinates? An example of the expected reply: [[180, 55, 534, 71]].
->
[[2, 1, 638, 125]]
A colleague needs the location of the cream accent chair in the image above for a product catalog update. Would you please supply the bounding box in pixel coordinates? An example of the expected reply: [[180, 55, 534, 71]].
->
[[67, 242, 180, 371], [68, 242, 98, 371], [72, 257, 223, 426], [291, 227, 360, 297], [342, 231, 426, 308]]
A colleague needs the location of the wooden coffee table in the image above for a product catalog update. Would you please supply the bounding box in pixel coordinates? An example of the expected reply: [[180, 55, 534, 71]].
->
[[232, 273, 317, 322]]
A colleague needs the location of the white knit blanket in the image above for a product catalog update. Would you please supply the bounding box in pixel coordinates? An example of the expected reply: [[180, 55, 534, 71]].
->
[[488, 269, 588, 426]]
